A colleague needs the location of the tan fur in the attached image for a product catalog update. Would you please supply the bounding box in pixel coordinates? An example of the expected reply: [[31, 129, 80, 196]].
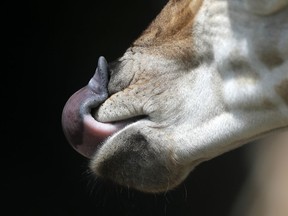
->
[[61, 0, 288, 203], [275, 79, 288, 105], [262, 98, 276, 109], [258, 48, 284, 69], [89, 0, 288, 194], [133, 0, 203, 63]]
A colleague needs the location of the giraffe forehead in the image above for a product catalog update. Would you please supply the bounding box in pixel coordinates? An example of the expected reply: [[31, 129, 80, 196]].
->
[[275, 79, 288, 105]]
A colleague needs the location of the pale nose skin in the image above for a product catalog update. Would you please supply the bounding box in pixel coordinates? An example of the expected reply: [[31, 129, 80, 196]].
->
[[61, 56, 116, 158]]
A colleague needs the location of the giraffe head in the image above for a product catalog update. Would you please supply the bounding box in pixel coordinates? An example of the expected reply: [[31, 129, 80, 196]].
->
[[62, 0, 288, 193]]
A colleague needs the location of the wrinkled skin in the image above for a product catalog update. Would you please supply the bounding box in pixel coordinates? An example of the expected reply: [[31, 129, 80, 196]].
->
[[62, 0, 288, 193], [62, 54, 203, 192]]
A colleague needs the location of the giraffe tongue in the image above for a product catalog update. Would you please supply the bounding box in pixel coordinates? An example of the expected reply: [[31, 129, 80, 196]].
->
[[75, 112, 128, 159], [61, 56, 128, 159], [79, 115, 143, 158]]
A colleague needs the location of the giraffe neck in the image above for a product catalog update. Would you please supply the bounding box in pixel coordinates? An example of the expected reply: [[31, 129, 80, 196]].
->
[[198, 0, 288, 115], [176, 0, 288, 161]]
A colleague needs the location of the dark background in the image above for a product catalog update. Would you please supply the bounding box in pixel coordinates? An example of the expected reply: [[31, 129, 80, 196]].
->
[[5, 0, 252, 215]]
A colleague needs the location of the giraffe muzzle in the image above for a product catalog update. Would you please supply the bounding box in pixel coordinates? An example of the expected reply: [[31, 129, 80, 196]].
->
[[61, 56, 129, 158]]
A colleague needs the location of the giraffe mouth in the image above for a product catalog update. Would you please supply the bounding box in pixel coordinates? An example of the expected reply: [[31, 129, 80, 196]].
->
[[61, 56, 146, 158], [75, 112, 144, 158]]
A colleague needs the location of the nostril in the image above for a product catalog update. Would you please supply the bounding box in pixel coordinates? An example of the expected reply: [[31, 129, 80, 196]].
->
[[108, 58, 121, 74], [107, 58, 128, 95]]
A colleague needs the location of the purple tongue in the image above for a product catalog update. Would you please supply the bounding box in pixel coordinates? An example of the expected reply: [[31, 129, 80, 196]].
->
[[61, 57, 126, 158]]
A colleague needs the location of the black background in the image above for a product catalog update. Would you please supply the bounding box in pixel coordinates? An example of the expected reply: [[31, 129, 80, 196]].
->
[[5, 0, 252, 215]]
